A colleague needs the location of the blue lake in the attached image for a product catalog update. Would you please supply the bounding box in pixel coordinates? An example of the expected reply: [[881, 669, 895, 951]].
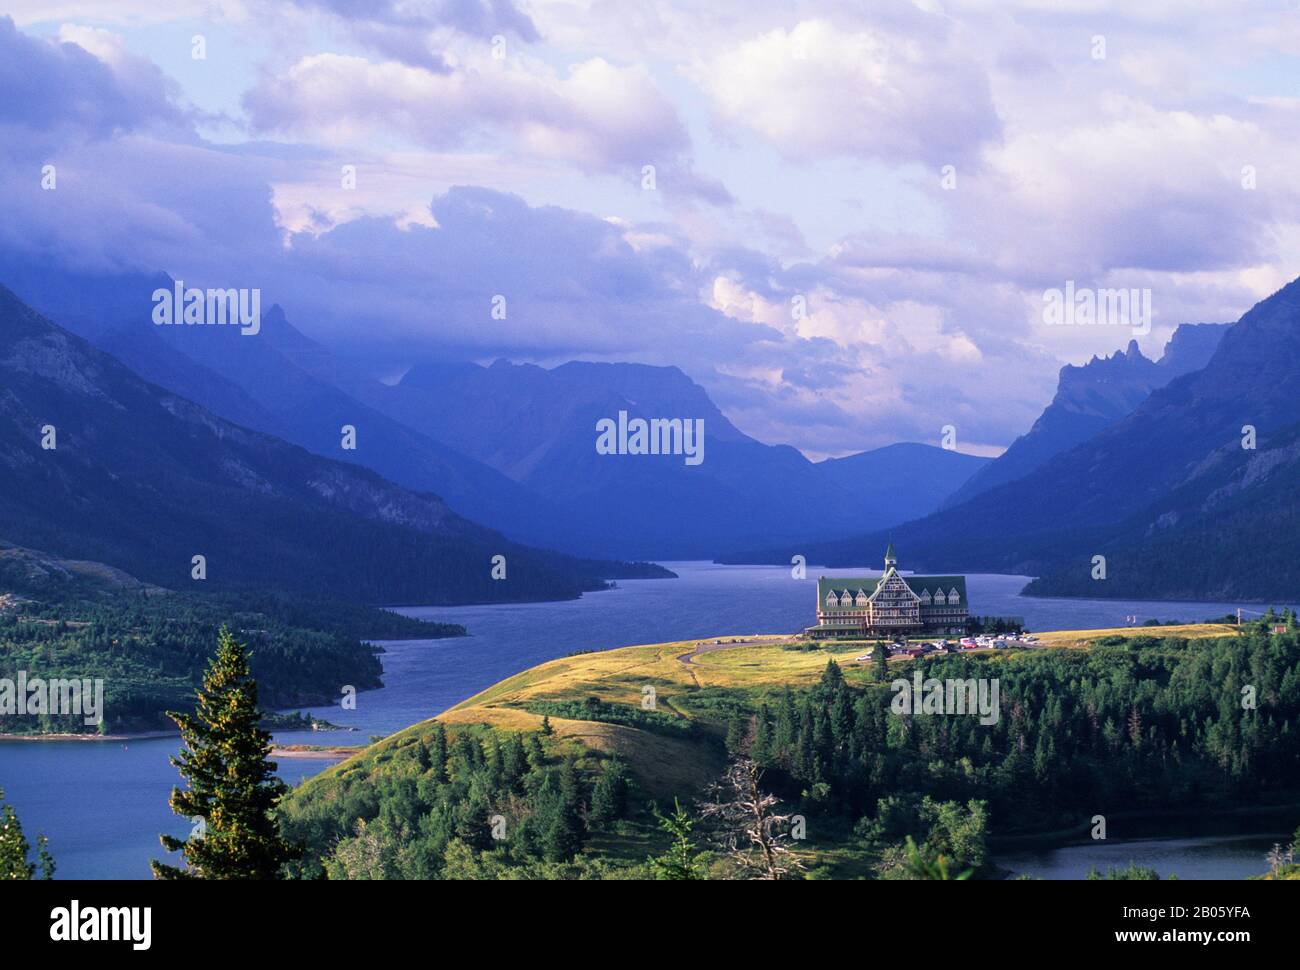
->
[[0, 563, 1286, 879], [998, 834, 1288, 881]]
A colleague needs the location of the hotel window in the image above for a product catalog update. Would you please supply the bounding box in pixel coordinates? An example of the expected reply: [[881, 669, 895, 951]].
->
[[949, 588, 960, 604]]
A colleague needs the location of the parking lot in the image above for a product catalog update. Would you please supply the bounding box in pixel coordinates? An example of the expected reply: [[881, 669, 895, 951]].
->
[[854, 633, 1039, 662]]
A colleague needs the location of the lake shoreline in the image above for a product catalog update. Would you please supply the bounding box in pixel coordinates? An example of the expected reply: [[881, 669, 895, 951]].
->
[[0, 729, 178, 742], [270, 745, 361, 760], [990, 800, 1300, 849]]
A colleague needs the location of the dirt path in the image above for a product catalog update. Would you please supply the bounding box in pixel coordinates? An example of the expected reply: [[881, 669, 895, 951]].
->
[[674, 636, 792, 686]]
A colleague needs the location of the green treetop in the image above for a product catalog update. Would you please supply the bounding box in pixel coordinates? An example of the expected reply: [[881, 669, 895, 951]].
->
[[0, 787, 54, 880], [151, 628, 300, 879]]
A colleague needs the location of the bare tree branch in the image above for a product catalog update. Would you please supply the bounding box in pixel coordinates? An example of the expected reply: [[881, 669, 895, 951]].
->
[[700, 757, 805, 880]]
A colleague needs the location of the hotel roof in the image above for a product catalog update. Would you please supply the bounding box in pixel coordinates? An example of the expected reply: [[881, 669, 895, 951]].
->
[[817, 574, 968, 603]]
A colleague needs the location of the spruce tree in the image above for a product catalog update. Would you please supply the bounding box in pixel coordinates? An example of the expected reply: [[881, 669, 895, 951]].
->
[[151, 628, 300, 879], [559, 753, 584, 818], [751, 704, 773, 765], [725, 714, 750, 757], [647, 799, 704, 880], [589, 759, 630, 827], [485, 736, 504, 790], [501, 733, 527, 790], [429, 721, 450, 781], [820, 659, 844, 694], [453, 795, 493, 850], [452, 732, 481, 775], [874, 641, 889, 680], [0, 787, 54, 879], [537, 775, 584, 862], [526, 732, 547, 771]]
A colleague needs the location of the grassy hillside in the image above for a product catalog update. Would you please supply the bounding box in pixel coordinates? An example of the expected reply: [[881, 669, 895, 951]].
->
[[281, 623, 1299, 879], [1032, 623, 1238, 649]]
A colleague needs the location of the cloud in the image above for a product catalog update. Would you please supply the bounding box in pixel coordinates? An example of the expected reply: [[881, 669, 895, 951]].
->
[[4, 3, 1300, 462], [4, 1, 219, 25], [692, 17, 1002, 167], [243, 50, 696, 178], [0, 16, 184, 146], [701, 266, 1054, 455], [259, 187, 1053, 455], [0, 134, 285, 278], [273, 186, 757, 358], [958, 102, 1286, 282], [286, 0, 539, 69]]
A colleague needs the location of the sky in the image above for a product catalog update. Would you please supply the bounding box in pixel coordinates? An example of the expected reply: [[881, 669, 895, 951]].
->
[[2, 1, 1299, 459]]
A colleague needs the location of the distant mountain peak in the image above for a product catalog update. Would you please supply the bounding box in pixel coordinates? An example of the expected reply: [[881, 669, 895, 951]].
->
[[0, 285, 642, 602], [945, 321, 1231, 507], [1158, 321, 1233, 375]]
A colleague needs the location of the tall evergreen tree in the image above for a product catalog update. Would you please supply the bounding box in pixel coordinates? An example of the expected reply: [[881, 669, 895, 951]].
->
[[484, 736, 504, 790], [428, 721, 450, 782], [151, 628, 300, 879], [452, 732, 481, 776], [725, 713, 751, 757], [0, 787, 54, 879], [559, 753, 584, 816], [526, 732, 547, 771], [751, 704, 774, 765], [501, 733, 527, 790], [874, 641, 889, 680], [537, 775, 584, 862], [453, 795, 493, 850], [589, 758, 630, 827], [819, 659, 845, 694]]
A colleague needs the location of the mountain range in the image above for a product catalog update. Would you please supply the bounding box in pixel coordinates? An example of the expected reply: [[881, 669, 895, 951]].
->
[[0, 285, 663, 605], [726, 278, 1300, 601], [944, 325, 1230, 506], [4, 263, 990, 562], [353, 359, 988, 559], [14, 252, 1294, 604]]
